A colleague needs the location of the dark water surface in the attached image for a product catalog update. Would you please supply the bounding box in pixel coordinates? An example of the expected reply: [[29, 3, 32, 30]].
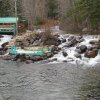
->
[[0, 60, 100, 100]]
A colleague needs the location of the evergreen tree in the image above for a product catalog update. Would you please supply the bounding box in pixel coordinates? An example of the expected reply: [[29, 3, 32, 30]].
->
[[0, 0, 11, 17], [73, 0, 100, 29], [17, 0, 23, 18], [47, 0, 58, 19]]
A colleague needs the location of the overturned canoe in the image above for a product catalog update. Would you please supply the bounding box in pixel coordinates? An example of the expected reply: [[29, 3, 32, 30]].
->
[[9, 46, 52, 56]]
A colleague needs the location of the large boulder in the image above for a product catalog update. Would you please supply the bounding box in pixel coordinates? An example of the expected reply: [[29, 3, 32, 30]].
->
[[75, 45, 87, 54], [79, 45, 87, 53], [62, 51, 68, 57], [89, 40, 98, 45], [84, 49, 98, 58]]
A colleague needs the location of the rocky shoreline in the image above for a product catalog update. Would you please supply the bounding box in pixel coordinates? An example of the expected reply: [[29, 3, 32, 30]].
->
[[50, 34, 100, 66], [0, 27, 100, 65], [0, 30, 62, 63]]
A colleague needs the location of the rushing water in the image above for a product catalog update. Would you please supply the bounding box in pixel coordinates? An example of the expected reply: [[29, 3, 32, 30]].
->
[[49, 34, 100, 67], [0, 35, 12, 48]]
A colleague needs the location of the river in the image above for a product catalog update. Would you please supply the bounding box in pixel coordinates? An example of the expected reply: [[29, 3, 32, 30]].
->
[[0, 27, 100, 100], [0, 60, 100, 100]]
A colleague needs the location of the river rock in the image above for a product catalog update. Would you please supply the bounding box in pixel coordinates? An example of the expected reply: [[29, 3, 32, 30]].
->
[[1, 42, 9, 48], [46, 53, 53, 58], [65, 38, 78, 47], [64, 43, 71, 47], [78, 38, 85, 43], [51, 46, 60, 54], [67, 57, 74, 62], [34, 33, 41, 40], [68, 36, 75, 41], [43, 37, 61, 46], [74, 53, 81, 59], [80, 45, 87, 53], [19, 54, 27, 62], [26, 60, 33, 64], [28, 38, 34, 44], [0, 47, 3, 51], [75, 45, 87, 54], [13, 54, 27, 62], [13, 54, 20, 61], [87, 46, 94, 51], [62, 51, 68, 57], [84, 50, 98, 58], [63, 60, 67, 62], [94, 43, 100, 49], [76, 36, 83, 41], [71, 38, 78, 45], [0, 35, 4, 38], [3, 55, 15, 60], [76, 46, 80, 49], [32, 40, 41, 46], [49, 58, 58, 62], [3, 47, 8, 51], [61, 39, 66, 43], [89, 40, 98, 45], [22, 41, 30, 47], [75, 49, 82, 54], [29, 56, 36, 61], [78, 35, 83, 39], [41, 34, 47, 42]]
